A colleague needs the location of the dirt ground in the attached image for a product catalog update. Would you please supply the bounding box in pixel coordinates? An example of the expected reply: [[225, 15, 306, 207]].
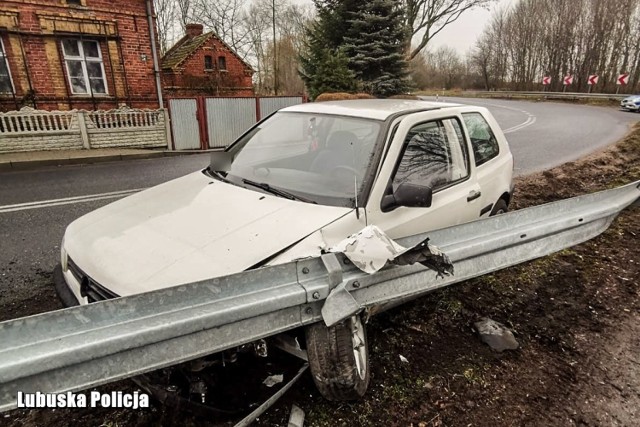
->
[[2, 124, 639, 427]]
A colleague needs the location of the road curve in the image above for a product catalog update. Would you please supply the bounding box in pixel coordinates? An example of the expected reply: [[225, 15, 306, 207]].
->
[[419, 96, 639, 176]]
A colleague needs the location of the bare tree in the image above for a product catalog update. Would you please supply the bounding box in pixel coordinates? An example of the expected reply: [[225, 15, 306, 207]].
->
[[403, 0, 496, 60], [192, 0, 252, 58], [464, 0, 640, 94], [176, 0, 193, 31], [154, 0, 178, 54]]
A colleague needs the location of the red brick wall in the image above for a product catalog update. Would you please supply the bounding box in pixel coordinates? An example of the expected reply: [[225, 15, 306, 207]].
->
[[162, 35, 254, 97], [0, 0, 161, 112]]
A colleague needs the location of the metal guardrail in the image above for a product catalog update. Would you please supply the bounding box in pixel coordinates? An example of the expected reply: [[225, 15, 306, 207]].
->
[[0, 180, 639, 412], [473, 91, 627, 100]]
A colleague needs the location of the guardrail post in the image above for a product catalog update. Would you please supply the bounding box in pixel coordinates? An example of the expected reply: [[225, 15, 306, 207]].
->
[[77, 111, 90, 149]]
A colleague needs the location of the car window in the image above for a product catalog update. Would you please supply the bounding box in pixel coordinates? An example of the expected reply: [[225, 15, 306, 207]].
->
[[224, 112, 382, 208], [393, 118, 470, 192], [462, 112, 500, 166]]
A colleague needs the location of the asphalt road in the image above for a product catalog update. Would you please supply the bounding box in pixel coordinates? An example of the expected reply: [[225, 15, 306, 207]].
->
[[0, 99, 638, 321], [419, 96, 639, 175]]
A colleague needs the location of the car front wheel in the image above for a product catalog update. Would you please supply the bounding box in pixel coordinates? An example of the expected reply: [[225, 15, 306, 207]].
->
[[490, 199, 509, 216], [305, 314, 370, 401]]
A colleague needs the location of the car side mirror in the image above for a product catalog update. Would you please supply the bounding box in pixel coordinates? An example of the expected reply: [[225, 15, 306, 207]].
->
[[381, 182, 433, 212]]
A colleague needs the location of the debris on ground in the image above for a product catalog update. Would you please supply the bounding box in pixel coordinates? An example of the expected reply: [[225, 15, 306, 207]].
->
[[262, 374, 284, 388], [287, 404, 305, 427], [473, 318, 519, 352]]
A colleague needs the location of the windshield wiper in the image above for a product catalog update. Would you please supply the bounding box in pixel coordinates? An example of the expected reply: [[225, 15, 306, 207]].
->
[[242, 179, 316, 204]]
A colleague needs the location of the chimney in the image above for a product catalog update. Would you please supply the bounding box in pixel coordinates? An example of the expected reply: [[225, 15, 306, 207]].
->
[[185, 23, 203, 38]]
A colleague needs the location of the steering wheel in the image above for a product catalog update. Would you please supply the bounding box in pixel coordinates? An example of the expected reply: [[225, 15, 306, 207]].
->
[[252, 166, 270, 178]]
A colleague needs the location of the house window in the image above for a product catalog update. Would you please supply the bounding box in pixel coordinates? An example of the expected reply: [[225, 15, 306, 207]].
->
[[218, 56, 226, 71], [61, 39, 108, 95], [204, 55, 213, 70], [0, 38, 14, 94], [66, 0, 82, 5]]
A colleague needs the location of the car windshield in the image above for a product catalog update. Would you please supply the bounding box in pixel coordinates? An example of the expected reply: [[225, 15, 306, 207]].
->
[[216, 112, 383, 208]]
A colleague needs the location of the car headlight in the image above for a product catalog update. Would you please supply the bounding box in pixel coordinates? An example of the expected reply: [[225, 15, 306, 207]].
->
[[60, 236, 68, 272]]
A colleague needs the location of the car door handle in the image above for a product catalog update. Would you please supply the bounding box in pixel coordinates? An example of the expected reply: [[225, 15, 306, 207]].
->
[[467, 190, 481, 202]]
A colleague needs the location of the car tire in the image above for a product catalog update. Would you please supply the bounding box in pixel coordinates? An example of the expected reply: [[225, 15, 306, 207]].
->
[[305, 315, 370, 401], [490, 199, 509, 216]]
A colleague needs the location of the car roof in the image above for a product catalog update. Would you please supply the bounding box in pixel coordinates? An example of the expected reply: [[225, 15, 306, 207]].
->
[[280, 99, 462, 121]]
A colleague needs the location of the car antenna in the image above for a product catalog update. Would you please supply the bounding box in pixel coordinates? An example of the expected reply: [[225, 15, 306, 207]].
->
[[354, 174, 360, 220]]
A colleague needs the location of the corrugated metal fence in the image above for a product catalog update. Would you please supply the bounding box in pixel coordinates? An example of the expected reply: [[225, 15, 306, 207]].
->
[[168, 96, 305, 150]]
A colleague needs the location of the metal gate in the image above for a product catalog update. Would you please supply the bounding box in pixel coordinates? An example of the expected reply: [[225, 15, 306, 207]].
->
[[168, 99, 201, 150], [259, 97, 304, 119], [168, 96, 305, 150], [205, 98, 256, 148]]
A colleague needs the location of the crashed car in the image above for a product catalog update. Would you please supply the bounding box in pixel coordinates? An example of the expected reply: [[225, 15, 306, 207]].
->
[[55, 99, 514, 402], [620, 95, 640, 112]]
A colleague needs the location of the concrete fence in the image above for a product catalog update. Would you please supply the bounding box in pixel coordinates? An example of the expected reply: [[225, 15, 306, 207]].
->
[[0, 107, 170, 153]]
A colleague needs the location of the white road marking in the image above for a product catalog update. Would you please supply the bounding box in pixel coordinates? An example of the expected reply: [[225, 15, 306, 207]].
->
[[465, 100, 537, 134], [0, 188, 145, 213], [422, 96, 537, 134], [503, 115, 537, 134]]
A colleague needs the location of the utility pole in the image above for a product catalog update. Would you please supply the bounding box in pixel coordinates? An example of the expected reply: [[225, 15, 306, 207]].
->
[[272, 0, 278, 95]]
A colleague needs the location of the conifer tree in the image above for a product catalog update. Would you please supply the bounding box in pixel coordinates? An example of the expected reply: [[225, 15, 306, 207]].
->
[[298, 19, 357, 99], [342, 0, 410, 97], [300, 0, 409, 98]]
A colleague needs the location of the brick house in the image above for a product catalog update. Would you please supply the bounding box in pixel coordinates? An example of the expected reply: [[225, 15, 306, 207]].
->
[[0, 0, 162, 112], [161, 24, 254, 97]]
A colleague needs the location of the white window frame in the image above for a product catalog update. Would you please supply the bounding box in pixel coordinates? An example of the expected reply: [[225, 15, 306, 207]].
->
[[61, 39, 108, 96], [0, 38, 15, 95]]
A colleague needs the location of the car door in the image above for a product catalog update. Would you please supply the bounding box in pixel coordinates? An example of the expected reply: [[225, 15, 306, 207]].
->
[[366, 113, 482, 239], [461, 111, 509, 217]]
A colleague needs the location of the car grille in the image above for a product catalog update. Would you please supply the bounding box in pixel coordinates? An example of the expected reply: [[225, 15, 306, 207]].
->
[[67, 257, 119, 302]]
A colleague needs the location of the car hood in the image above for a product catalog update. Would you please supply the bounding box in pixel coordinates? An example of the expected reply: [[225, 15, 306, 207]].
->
[[64, 171, 352, 296], [623, 96, 640, 102]]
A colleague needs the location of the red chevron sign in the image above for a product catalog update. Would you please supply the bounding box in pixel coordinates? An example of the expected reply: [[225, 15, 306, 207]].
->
[[542, 76, 551, 85], [563, 75, 574, 85], [617, 73, 630, 85], [587, 75, 599, 85]]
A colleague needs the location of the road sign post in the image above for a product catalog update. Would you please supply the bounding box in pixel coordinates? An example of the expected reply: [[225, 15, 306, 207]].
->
[[542, 76, 551, 92], [616, 73, 630, 94], [562, 75, 573, 92], [587, 74, 599, 93]]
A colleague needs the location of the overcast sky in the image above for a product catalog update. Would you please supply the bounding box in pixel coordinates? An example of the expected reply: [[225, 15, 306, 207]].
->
[[428, 0, 514, 55], [294, 0, 516, 56]]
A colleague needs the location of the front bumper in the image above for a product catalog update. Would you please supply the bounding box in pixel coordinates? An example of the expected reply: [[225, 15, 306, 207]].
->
[[621, 102, 640, 111], [53, 263, 80, 307]]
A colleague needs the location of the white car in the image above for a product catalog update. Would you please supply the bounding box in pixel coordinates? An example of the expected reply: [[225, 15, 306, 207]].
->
[[55, 99, 514, 401], [621, 95, 640, 111]]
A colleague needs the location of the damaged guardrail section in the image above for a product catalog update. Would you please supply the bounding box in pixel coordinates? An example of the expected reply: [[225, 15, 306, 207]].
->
[[0, 180, 639, 412]]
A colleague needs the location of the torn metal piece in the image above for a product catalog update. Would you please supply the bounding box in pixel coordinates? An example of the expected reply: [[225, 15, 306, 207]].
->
[[263, 374, 284, 388], [288, 404, 305, 427], [329, 225, 407, 273], [321, 282, 363, 327], [474, 318, 519, 352], [391, 237, 454, 278], [329, 225, 453, 276]]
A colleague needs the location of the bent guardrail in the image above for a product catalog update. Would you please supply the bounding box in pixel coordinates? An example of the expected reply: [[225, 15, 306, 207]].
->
[[0, 180, 638, 412]]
